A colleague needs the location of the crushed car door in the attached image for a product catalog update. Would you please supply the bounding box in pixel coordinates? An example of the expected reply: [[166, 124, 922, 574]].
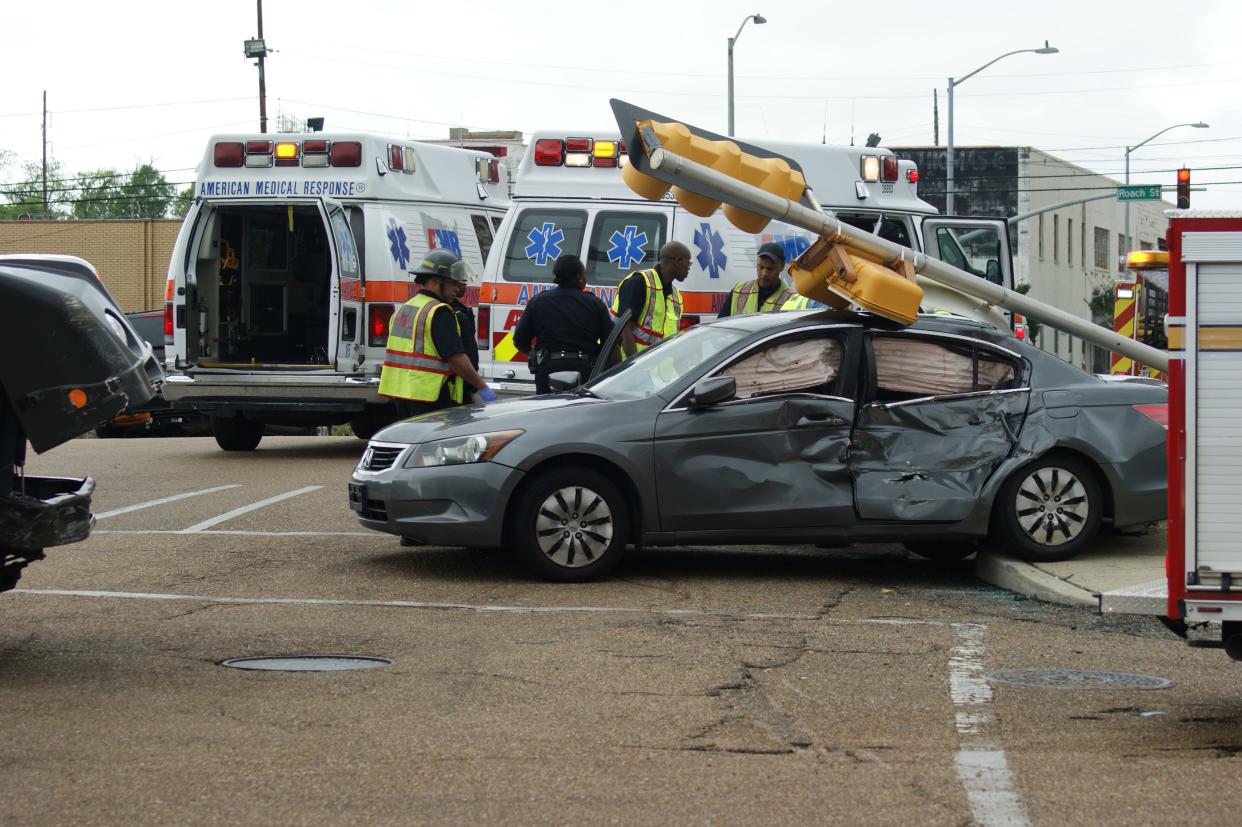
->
[[653, 333, 856, 531], [851, 332, 1030, 522]]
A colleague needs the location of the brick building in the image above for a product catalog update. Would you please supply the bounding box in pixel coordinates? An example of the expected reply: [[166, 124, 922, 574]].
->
[[0, 219, 179, 312]]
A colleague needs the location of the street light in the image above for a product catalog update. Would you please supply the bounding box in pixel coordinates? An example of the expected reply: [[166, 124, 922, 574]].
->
[[727, 13, 766, 137], [946, 41, 1058, 214], [1123, 122, 1208, 253]]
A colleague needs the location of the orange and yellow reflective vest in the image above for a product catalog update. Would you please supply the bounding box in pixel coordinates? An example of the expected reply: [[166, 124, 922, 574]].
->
[[610, 268, 682, 354], [727, 278, 796, 315], [378, 292, 464, 403]]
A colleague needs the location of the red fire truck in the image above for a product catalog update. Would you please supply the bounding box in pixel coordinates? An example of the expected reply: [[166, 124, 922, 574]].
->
[[1102, 211, 1242, 659]]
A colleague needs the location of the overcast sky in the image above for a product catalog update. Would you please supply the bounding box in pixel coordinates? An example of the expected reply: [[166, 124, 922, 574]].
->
[[3, 0, 1238, 208]]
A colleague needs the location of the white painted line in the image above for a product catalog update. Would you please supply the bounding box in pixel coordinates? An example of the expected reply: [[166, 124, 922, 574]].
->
[[10, 587, 959, 625], [178, 486, 322, 533], [95, 529, 374, 537], [94, 485, 241, 520], [10, 588, 823, 620], [949, 623, 1030, 827]]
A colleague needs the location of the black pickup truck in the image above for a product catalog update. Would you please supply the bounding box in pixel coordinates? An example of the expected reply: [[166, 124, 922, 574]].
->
[[0, 254, 162, 590]]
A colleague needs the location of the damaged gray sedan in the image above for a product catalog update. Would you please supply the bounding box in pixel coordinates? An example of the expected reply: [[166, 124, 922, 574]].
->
[[349, 311, 1167, 581]]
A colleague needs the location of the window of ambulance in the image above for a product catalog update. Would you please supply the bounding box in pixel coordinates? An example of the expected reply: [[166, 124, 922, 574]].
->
[[502, 208, 587, 283], [585, 211, 668, 287]]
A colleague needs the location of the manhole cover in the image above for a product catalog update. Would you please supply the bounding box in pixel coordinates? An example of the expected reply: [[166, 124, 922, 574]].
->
[[220, 656, 392, 672], [986, 669, 1174, 690]]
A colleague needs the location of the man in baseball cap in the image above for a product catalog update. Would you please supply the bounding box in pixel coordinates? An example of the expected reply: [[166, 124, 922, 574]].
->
[[718, 241, 797, 317]]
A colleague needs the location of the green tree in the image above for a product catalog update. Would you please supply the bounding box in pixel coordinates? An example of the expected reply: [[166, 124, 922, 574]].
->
[[122, 163, 176, 219], [72, 168, 126, 219], [171, 184, 195, 218], [0, 159, 69, 220], [69, 162, 177, 219]]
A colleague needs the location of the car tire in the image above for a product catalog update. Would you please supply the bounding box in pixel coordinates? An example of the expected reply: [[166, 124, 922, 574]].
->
[[993, 454, 1102, 563], [511, 468, 629, 582], [903, 541, 978, 562], [211, 416, 265, 452]]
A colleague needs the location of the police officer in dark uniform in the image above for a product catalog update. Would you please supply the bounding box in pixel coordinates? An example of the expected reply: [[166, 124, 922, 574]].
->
[[513, 254, 614, 394]]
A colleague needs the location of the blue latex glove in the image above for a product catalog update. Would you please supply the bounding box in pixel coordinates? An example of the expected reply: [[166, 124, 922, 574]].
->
[[477, 387, 498, 404]]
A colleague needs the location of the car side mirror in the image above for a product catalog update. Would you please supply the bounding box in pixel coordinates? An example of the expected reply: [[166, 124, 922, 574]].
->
[[688, 376, 736, 408], [547, 371, 582, 392], [985, 259, 1001, 284]]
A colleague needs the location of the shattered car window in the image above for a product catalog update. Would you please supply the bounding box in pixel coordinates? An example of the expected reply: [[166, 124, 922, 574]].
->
[[873, 336, 1015, 399], [722, 338, 841, 398]]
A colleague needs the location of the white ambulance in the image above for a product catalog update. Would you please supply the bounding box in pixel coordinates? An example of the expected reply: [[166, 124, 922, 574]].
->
[[478, 132, 1014, 393], [161, 132, 510, 450]]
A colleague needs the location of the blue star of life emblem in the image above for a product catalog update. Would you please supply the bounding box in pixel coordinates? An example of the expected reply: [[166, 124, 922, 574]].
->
[[387, 219, 410, 270], [606, 225, 648, 269], [524, 222, 564, 266], [694, 222, 727, 279]]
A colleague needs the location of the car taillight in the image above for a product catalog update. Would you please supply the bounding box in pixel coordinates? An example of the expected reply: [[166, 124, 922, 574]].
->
[[477, 306, 491, 351], [368, 304, 395, 346], [679, 314, 700, 330], [164, 302, 174, 338], [1134, 404, 1168, 430]]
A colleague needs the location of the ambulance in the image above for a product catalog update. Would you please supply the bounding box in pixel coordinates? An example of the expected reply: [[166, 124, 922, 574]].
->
[[161, 132, 510, 450], [478, 131, 1015, 393]]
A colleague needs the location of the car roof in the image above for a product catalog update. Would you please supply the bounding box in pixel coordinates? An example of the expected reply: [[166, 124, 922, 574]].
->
[[708, 308, 1010, 343]]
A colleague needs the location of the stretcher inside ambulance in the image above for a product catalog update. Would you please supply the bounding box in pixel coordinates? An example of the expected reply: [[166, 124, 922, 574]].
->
[[479, 133, 1015, 394], [162, 133, 508, 450]]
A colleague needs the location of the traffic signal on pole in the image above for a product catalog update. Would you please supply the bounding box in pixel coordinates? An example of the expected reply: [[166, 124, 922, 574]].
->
[[611, 99, 809, 233], [1177, 167, 1191, 209], [788, 236, 924, 325]]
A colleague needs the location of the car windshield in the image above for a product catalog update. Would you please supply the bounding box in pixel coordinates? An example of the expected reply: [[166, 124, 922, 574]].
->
[[587, 324, 751, 401]]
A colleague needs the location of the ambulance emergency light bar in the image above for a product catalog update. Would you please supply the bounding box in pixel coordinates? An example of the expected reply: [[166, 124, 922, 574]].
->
[[609, 98, 1169, 372], [214, 140, 357, 169], [533, 137, 626, 168]]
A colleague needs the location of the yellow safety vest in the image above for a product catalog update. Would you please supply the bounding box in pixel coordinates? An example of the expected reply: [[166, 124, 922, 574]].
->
[[781, 294, 813, 311], [610, 268, 682, 353], [378, 292, 464, 404], [728, 279, 796, 315]]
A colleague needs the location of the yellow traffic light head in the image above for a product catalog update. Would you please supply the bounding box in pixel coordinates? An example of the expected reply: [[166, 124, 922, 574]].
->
[[789, 236, 923, 325], [610, 99, 810, 233]]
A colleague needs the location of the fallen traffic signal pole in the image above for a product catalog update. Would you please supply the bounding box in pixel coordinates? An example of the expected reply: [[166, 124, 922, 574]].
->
[[611, 100, 1168, 373]]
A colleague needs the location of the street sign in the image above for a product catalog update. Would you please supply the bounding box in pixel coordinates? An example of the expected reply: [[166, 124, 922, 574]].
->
[[1117, 185, 1163, 201]]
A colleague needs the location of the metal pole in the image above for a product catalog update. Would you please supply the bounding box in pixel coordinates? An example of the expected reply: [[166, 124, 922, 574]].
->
[[256, 0, 268, 134], [647, 146, 1168, 372], [727, 37, 735, 137], [41, 90, 48, 219], [1123, 147, 1131, 256], [946, 78, 954, 214]]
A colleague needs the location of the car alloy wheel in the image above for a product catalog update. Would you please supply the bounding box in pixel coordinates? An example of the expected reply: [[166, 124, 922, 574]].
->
[[1015, 466, 1090, 546], [513, 467, 629, 582], [994, 453, 1102, 563], [535, 486, 614, 568]]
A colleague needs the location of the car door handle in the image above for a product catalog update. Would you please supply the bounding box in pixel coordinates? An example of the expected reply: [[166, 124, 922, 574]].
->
[[795, 414, 838, 427]]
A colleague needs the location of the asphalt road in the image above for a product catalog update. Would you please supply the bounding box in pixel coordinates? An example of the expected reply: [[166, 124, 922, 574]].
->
[[2, 436, 1239, 826]]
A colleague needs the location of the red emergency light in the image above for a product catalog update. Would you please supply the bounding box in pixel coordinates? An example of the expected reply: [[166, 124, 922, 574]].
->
[[881, 156, 899, 182], [330, 141, 361, 167], [368, 304, 395, 346], [476, 306, 490, 351], [906, 168, 919, 184], [534, 139, 564, 166], [214, 142, 244, 167]]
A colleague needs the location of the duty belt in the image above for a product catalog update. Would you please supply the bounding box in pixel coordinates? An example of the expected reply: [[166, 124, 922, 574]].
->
[[547, 350, 591, 361]]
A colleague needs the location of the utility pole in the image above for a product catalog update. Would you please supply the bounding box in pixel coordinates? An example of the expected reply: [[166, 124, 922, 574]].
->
[[933, 89, 939, 146], [41, 91, 48, 219], [244, 1, 271, 133]]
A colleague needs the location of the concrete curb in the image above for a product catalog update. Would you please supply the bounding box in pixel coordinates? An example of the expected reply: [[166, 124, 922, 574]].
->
[[973, 552, 1097, 607]]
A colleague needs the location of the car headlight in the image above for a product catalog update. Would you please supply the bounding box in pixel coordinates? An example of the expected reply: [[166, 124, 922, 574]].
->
[[407, 429, 523, 468]]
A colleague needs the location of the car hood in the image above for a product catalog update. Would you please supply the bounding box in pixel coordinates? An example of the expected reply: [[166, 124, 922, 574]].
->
[[373, 394, 606, 445]]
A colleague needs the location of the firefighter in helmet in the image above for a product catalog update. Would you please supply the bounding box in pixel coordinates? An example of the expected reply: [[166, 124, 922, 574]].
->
[[378, 249, 496, 418]]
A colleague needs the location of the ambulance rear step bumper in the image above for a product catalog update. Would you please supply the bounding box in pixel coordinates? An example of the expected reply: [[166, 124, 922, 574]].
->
[[1097, 579, 1168, 616], [162, 373, 382, 405]]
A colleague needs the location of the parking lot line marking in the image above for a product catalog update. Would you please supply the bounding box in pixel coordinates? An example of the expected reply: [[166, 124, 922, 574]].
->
[[8, 588, 952, 624], [949, 623, 1030, 827], [94, 485, 242, 520], [95, 529, 374, 537], [178, 486, 322, 533]]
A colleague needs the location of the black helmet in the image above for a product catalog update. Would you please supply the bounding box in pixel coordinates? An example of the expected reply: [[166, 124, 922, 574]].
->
[[411, 249, 467, 284]]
